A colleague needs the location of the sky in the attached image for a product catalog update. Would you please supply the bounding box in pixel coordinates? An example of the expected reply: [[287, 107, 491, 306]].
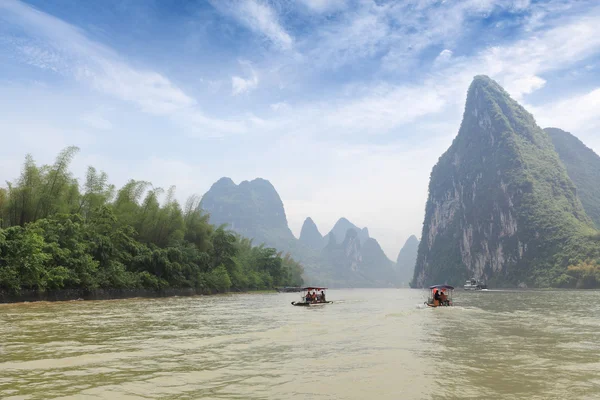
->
[[1, 0, 600, 259]]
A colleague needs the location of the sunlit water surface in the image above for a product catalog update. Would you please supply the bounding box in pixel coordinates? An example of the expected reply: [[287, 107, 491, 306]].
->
[[1, 289, 600, 399]]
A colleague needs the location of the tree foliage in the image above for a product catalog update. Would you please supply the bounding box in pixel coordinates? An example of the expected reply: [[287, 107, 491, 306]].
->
[[0, 149, 304, 295]]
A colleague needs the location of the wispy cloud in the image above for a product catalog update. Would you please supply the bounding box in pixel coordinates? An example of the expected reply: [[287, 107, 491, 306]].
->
[[0, 0, 249, 136], [209, 0, 293, 50], [298, 0, 349, 14], [530, 87, 600, 149]]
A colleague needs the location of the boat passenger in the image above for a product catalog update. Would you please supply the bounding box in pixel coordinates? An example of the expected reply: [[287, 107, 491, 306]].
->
[[439, 290, 447, 306], [433, 289, 441, 306], [312, 291, 317, 302], [320, 290, 326, 302]]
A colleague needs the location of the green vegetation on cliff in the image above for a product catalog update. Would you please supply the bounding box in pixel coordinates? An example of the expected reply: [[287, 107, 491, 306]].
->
[[546, 127, 600, 228], [0, 148, 303, 295], [413, 76, 600, 288]]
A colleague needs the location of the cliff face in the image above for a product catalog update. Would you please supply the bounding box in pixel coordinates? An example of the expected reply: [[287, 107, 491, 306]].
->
[[546, 127, 600, 228], [413, 76, 598, 288]]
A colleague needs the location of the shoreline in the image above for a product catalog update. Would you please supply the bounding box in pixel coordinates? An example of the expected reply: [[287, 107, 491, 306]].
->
[[0, 287, 277, 305]]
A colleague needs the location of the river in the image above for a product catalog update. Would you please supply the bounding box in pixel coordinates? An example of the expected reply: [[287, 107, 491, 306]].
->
[[1, 289, 599, 399]]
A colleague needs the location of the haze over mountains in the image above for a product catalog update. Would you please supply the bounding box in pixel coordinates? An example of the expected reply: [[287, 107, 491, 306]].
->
[[413, 76, 600, 288], [200, 178, 408, 287]]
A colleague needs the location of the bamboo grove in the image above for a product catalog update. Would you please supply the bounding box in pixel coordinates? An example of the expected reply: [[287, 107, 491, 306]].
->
[[0, 147, 304, 294]]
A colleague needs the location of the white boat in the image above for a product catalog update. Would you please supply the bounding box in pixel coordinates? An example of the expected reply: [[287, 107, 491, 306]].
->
[[464, 278, 487, 290]]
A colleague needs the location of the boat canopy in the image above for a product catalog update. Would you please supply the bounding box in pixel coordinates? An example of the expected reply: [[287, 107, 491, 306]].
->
[[429, 285, 454, 290], [301, 287, 328, 291]]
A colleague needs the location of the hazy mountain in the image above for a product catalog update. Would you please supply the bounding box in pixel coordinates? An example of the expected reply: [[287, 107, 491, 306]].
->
[[413, 75, 599, 288], [299, 217, 325, 249], [199, 177, 296, 251], [326, 217, 369, 245], [200, 178, 397, 287], [546, 127, 600, 228], [321, 229, 396, 287], [395, 235, 419, 287]]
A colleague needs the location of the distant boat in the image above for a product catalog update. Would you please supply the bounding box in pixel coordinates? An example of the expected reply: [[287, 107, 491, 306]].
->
[[291, 287, 332, 306], [464, 278, 487, 290]]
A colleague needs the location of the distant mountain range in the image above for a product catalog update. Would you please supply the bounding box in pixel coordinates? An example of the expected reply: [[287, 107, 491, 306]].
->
[[413, 75, 600, 288], [200, 178, 411, 287]]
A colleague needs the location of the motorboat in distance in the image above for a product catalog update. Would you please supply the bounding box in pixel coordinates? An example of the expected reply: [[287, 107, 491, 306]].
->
[[464, 278, 487, 290]]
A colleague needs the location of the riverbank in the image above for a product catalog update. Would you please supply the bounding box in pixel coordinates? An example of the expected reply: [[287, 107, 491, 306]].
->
[[0, 287, 276, 304]]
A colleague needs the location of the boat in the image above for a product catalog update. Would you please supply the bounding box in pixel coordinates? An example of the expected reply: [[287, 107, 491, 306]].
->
[[463, 278, 487, 290], [291, 287, 332, 306], [425, 285, 454, 307]]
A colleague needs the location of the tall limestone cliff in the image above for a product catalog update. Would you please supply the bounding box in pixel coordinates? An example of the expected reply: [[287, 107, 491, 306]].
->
[[395, 235, 419, 286], [546, 128, 600, 228], [413, 75, 599, 288], [299, 217, 325, 249]]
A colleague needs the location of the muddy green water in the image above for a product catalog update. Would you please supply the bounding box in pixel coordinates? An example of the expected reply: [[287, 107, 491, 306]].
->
[[1, 289, 599, 399]]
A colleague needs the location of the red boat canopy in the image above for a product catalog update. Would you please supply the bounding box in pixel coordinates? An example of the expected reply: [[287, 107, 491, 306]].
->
[[301, 287, 328, 291]]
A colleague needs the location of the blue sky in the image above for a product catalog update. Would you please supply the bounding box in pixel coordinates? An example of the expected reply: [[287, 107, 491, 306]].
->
[[1, 0, 600, 258]]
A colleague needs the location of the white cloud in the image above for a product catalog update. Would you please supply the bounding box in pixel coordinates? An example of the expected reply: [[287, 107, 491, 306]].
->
[[0, 0, 249, 136], [298, 0, 348, 13], [436, 49, 453, 61], [210, 0, 293, 50], [529, 87, 600, 152], [231, 61, 259, 95]]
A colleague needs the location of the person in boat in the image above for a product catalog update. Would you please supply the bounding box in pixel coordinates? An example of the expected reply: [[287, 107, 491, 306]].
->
[[439, 290, 447, 306], [433, 289, 440, 306], [312, 291, 318, 302], [320, 290, 326, 302], [305, 291, 312, 302]]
